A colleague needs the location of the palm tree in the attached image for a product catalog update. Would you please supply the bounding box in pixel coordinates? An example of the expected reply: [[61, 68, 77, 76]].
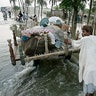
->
[[60, 0, 87, 38], [49, 0, 61, 15], [10, 0, 16, 7], [9, 0, 18, 19], [18, 0, 25, 12], [87, 0, 93, 24], [37, 0, 47, 19], [34, 0, 36, 15], [92, 0, 96, 34], [25, 0, 31, 16], [29, 0, 36, 16]]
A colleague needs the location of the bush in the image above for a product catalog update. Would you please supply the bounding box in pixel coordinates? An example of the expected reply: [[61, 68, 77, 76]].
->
[[13, 6, 20, 11], [46, 11, 51, 17]]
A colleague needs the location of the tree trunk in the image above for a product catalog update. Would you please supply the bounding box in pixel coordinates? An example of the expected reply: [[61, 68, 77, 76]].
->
[[38, 5, 40, 19], [72, 9, 78, 39], [21, 0, 25, 12], [18, 0, 21, 10], [51, 0, 54, 16], [62, 9, 65, 20], [93, 10, 96, 35], [68, 10, 71, 25], [87, 0, 92, 24], [41, 5, 43, 20], [34, 0, 36, 15], [13, 2, 17, 19]]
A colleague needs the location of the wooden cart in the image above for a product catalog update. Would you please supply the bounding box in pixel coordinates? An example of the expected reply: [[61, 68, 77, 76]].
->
[[7, 24, 79, 66]]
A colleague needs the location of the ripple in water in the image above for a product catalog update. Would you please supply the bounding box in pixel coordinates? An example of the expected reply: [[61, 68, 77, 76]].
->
[[0, 56, 84, 96]]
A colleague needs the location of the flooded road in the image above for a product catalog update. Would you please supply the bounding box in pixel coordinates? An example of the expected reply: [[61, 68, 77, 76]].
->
[[0, 12, 84, 96]]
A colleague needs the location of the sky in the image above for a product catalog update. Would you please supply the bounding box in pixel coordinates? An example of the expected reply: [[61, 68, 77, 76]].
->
[[0, 0, 11, 7]]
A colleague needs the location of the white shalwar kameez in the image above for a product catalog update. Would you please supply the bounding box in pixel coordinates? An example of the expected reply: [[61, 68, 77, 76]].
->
[[71, 35, 96, 94]]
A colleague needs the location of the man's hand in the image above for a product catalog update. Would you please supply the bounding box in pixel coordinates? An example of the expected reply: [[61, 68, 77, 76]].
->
[[64, 39, 71, 44], [75, 30, 80, 40]]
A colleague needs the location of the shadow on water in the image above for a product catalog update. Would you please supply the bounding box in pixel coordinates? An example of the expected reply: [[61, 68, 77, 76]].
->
[[1, 53, 83, 96]]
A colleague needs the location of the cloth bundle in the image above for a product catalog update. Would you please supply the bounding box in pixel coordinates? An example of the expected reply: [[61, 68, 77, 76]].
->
[[21, 25, 65, 48]]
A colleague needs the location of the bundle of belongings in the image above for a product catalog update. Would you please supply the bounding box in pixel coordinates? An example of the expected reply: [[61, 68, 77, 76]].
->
[[21, 18, 71, 56]]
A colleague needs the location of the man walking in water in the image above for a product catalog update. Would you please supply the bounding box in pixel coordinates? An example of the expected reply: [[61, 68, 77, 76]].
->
[[18, 11, 23, 22], [64, 25, 96, 96], [2, 11, 7, 20], [8, 11, 11, 18]]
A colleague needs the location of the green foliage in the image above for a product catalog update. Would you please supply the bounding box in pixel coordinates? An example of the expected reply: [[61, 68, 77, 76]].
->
[[59, 0, 86, 11], [13, 6, 20, 10], [60, 0, 72, 8], [46, 11, 51, 17], [37, 0, 47, 6], [49, 0, 60, 5], [84, 9, 89, 13], [54, 5, 60, 10], [78, 2, 85, 10], [10, 24, 17, 31], [92, 1, 96, 13], [59, 0, 72, 11], [25, 0, 31, 6], [59, 0, 87, 38]]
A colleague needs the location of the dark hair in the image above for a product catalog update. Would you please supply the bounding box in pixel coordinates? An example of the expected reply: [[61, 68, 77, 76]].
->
[[34, 15, 36, 17], [82, 25, 93, 35]]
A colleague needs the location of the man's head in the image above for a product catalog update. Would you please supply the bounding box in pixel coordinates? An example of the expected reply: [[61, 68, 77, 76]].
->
[[40, 18, 49, 27], [54, 19, 62, 28], [82, 25, 93, 37]]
